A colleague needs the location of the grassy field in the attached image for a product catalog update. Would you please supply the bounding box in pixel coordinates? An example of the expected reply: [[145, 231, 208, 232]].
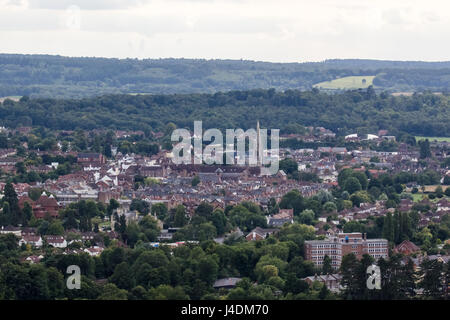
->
[[313, 76, 376, 90], [415, 136, 450, 142], [405, 192, 449, 203], [410, 193, 425, 202]]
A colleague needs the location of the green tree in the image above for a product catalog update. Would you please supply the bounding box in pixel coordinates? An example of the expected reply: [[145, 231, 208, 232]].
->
[[148, 285, 189, 300], [352, 171, 368, 190], [138, 215, 160, 242], [173, 205, 188, 228], [435, 186, 444, 198], [151, 203, 168, 221], [0, 202, 11, 226], [318, 283, 330, 300], [338, 168, 354, 188], [3, 182, 21, 225], [47, 220, 64, 235], [210, 209, 227, 235], [323, 201, 337, 213], [279, 189, 305, 215], [110, 262, 134, 291], [106, 198, 119, 217], [382, 212, 395, 242], [197, 256, 219, 285], [339, 253, 360, 299], [279, 158, 298, 175], [28, 188, 42, 201], [419, 259, 445, 298], [191, 175, 200, 187], [322, 255, 333, 275], [97, 283, 128, 300], [419, 139, 431, 159], [22, 202, 33, 226], [443, 175, 450, 185], [349, 191, 371, 207], [195, 202, 214, 220], [46, 267, 65, 299], [343, 177, 362, 194], [298, 209, 315, 225]]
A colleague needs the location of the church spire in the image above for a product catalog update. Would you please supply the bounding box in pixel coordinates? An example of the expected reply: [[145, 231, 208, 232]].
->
[[257, 120, 262, 166]]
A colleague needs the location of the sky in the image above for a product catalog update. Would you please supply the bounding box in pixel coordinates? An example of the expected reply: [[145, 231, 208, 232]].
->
[[1, 0, 450, 62]]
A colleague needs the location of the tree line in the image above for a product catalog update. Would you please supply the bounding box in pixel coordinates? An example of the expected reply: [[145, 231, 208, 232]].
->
[[1, 88, 450, 137]]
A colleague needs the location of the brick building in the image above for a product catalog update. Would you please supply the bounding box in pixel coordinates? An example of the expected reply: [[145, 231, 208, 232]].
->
[[304, 232, 389, 269], [18, 194, 61, 219], [77, 153, 106, 166], [394, 240, 420, 255]]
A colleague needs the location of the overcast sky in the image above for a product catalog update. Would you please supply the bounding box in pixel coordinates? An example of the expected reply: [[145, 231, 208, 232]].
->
[[1, 0, 450, 62]]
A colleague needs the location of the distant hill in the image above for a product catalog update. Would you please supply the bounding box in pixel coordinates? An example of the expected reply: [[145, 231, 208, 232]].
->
[[1, 54, 450, 98]]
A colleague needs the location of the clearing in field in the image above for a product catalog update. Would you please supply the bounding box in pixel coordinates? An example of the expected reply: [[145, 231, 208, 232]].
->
[[313, 76, 376, 90], [415, 136, 450, 142]]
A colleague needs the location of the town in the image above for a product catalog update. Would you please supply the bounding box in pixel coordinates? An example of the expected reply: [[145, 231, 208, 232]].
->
[[2, 0, 450, 312], [0, 121, 448, 300]]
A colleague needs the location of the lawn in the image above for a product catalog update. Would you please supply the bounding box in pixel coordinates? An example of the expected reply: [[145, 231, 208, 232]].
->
[[313, 76, 376, 90], [406, 192, 449, 203], [410, 193, 425, 202], [415, 136, 450, 142]]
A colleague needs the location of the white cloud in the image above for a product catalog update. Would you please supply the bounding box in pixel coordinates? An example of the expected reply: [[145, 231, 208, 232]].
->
[[8, 0, 152, 10], [0, 0, 450, 62]]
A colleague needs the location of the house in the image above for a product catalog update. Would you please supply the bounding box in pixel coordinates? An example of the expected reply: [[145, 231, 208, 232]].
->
[[394, 240, 421, 255], [158, 228, 181, 241], [81, 232, 96, 241], [267, 208, 294, 227], [77, 153, 106, 166], [45, 236, 67, 248], [317, 147, 347, 154], [19, 235, 43, 248], [213, 277, 242, 290], [21, 227, 37, 236], [427, 254, 450, 264], [245, 227, 278, 241], [33, 194, 60, 218], [139, 165, 166, 178], [84, 246, 104, 257], [18, 194, 61, 219], [0, 225, 22, 237], [303, 274, 343, 293], [25, 255, 44, 264]]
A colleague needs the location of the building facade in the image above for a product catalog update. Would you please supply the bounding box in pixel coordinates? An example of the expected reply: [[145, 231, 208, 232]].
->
[[304, 232, 389, 269]]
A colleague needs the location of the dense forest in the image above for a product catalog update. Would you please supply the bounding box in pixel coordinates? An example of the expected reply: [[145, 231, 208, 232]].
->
[[1, 88, 449, 137], [1, 54, 450, 98]]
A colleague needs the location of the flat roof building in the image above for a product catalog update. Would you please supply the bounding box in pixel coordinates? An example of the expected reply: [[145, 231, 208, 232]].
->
[[304, 232, 388, 269]]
